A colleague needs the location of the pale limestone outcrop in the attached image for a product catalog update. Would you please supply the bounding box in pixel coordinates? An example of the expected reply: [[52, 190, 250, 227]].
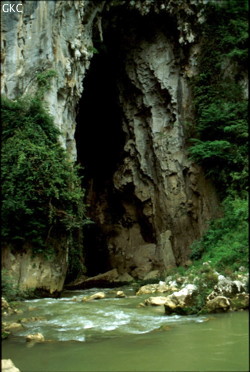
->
[[136, 282, 172, 296], [205, 296, 231, 313], [107, 27, 219, 276], [2, 360, 21, 372], [162, 284, 197, 314], [83, 292, 106, 301], [116, 291, 126, 298], [1, 0, 105, 159], [2, 245, 68, 294], [87, 5, 219, 278], [144, 296, 169, 306], [3, 322, 23, 332], [26, 333, 45, 342], [207, 275, 247, 301]]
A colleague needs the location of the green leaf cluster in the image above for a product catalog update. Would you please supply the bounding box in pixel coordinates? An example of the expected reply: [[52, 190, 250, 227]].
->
[[1, 95, 88, 257], [188, 1, 248, 271], [190, 196, 248, 271], [188, 0, 248, 196]]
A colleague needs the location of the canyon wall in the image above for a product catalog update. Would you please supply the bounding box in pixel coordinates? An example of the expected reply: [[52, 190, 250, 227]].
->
[[1, 0, 219, 290]]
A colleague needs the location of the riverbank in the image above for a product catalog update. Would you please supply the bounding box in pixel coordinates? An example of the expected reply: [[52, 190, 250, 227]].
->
[[2, 262, 249, 343]]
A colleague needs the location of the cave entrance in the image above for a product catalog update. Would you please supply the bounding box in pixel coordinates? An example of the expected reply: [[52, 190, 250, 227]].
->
[[74, 9, 164, 278], [75, 25, 125, 277]]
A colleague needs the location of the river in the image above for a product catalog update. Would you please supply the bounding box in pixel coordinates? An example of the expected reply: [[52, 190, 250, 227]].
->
[[2, 287, 249, 372]]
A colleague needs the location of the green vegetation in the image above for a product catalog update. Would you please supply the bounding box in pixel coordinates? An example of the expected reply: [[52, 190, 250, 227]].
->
[[1, 71, 89, 265], [190, 197, 248, 271], [188, 0, 248, 195], [36, 69, 58, 99], [1, 269, 36, 301], [187, 0, 248, 272]]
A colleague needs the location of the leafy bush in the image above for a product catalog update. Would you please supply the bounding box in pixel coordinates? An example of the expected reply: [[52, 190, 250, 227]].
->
[[190, 197, 248, 271], [1, 95, 89, 258], [188, 0, 248, 196]]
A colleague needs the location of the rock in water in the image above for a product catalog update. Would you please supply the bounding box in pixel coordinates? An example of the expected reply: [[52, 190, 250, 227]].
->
[[26, 333, 45, 342], [2, 359, 21, 372], [205, 296, 231, 313]]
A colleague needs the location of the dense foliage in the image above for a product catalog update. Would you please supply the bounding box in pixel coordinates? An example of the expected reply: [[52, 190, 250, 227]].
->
[[1, 94, 88, 259], [190, 197, 248, 270], [188, 0, 248, 271], [188, 0, 248, 195]]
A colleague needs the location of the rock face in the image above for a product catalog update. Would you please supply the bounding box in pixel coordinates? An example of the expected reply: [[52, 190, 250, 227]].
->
[[83, 2, 219, 278], [2, 359, 21, 372], [1, 1, 220, 284], [2, 245, 68, 294], [1, 0, 105, 159]]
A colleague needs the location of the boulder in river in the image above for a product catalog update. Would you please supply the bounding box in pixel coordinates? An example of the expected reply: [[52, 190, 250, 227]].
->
[[4, 322, 23, 332], [2, 359, 21, 372], [205, 296, 231, 313], [164, 298, 183, 315], [136, 282, 171, 295], [26, 333, 45, 342], [82, 292, 106, 301], [163, 284, 198, 315], [115, 291, 126, 298], [145, 296, 168, 306]]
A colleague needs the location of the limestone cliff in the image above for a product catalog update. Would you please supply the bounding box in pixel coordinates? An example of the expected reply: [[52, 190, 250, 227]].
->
[[82, 1, 219, 278], [1, 0, 219, 290]]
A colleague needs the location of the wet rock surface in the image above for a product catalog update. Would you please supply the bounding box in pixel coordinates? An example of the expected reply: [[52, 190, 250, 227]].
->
[[2, 359, 21, 372]]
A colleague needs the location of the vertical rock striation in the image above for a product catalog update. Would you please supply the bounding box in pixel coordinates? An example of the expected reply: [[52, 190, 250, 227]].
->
[[1, 0, 220, 287], [85, 4, 219, 278], [1, 0, 105, 159]]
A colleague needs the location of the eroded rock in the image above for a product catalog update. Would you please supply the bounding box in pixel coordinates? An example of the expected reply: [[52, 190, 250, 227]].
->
[[207, 275, 247, 301], [2, 359, 21, 372], [115, 291, 126, 298], [82, 292, 106, 301], [163, 284, 198, 315], [136, 282, 171, 295], [26, 333, 45, 342], [205, 296, 231, 313], [4, 322, 23, 332], [144, 296, 168, 306]]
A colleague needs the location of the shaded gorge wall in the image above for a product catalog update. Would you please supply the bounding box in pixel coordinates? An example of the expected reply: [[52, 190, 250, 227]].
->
[[1, 0, 221, 291], [75, 7, 219, 279]]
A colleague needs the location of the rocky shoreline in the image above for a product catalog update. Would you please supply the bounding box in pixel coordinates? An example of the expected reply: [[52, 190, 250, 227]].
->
[[2, 263, 249, 344]]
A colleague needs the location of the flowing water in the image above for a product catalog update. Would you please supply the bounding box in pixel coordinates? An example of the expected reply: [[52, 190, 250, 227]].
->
[[2, 287, 249, 372]]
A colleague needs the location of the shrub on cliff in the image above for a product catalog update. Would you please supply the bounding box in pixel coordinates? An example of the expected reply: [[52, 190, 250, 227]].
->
[[1, 95, 89, 258], [188, 0, 248, 196], [190, 196, 248, 271], [188, 1, 248, 271]]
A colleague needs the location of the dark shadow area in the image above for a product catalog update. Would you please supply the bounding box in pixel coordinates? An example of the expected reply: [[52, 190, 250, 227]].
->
[[75, 26, 126, 276], [75, 45, 125, 185]]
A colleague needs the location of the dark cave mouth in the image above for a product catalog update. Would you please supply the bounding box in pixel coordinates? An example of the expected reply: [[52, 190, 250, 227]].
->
[[74, 24, 127, 276], [74, 11, 175, 277]]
